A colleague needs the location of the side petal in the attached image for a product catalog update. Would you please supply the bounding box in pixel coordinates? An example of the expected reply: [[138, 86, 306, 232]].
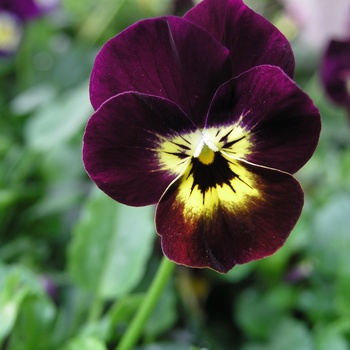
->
[[83, 92, 198, 206], [206, 65, 321, 174], [156, 159, 304, 273], [90, 16, 232, 127], [184, 0, 295, 77]]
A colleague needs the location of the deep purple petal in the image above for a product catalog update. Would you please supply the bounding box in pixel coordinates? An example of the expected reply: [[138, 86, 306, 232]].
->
[[90, 16, 232, 127], [156, 160, 304, 273], [206, 65, 321, 174], [184, 0, 295, 77], [321, 39, 350, 111], [83, 92, 198, 206], [0, 0, 56, 20]]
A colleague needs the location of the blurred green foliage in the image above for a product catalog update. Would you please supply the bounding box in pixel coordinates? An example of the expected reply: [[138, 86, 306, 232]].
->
[[1, 0, 350, 349]]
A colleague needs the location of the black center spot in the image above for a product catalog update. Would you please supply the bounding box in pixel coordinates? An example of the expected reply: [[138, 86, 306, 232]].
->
[[189, 152, 239, 202]]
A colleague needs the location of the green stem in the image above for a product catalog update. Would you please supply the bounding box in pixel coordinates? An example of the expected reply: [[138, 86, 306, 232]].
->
[[116, 256, 175, 350], [88, 295, 104, 323]]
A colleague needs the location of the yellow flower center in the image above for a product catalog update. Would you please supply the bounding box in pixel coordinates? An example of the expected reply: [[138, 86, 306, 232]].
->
[[197, 143, 215, 165], [157, 120, 252, 177], [156, 123, 260, 218], [0, 12, 22, 52], [193, 133, 218, 165]]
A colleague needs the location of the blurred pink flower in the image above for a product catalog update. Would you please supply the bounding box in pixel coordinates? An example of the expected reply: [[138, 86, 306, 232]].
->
[[280, 0, 350, 52]]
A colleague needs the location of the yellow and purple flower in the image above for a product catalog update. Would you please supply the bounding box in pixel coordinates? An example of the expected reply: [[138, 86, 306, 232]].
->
[[321, 38, 350, 115], [279, 0, 350, 53], [0, 10, 22, 56], [83, 0, 321, 273], [0, 0, 58, 56]]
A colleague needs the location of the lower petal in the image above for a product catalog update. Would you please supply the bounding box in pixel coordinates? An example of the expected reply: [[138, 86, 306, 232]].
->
[[156, 159, 304, 273]]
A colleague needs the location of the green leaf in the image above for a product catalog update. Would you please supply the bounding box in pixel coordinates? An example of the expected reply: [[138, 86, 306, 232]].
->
[[7, 295, 56, 350], [0, 271, 28, 343], [107, 293, 144, 328], [0, 190, 18, 208], [25, 144, 86, 218], [335, 270, 350, 317], [68, 188, 156, 299], [24, 81, 92, 151], [310, 194, 350, 276], [221, 261, 255, 282], [0, 265, 56, 347], [266, 318, 313, 350], [297, 284, 336, 322], [314, 325, 349, 350], [80, 294, 144, 342], [235, 286, 297, 341], [242, 318, 313, 350], [135, 343, 190, 350], [10, 84, 57, 115], [61, 336, 107, 350]]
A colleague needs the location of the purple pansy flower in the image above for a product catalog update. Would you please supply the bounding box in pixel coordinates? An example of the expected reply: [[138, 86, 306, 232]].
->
[[0, 0, 58, 56], [321, 38, 350, 115], [279, 0, 350, 52], [83, 0, 321, 273]]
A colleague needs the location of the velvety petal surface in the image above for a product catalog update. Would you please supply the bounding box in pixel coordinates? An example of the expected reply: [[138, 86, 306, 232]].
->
[[83, 92, 199, 206], [321, 39, 350, 110], [156, 159, 304, 273], [184, 0, 295, 77], [205, 65, 321, 174], [90, 16, 232, 127]]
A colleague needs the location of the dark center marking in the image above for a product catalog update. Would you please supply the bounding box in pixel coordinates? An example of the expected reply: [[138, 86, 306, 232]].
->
[[222, 135, 246, 149], [188, 152, 247, 204]]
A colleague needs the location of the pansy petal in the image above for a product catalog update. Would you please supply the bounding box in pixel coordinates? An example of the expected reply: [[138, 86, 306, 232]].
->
[[321, 39, 350, 110], [90, 16, 232, 126], [184, 0, 295, 77], [83, 92, 198, 206], [156, 159, 303, 273], [206, 65, 321, 174]]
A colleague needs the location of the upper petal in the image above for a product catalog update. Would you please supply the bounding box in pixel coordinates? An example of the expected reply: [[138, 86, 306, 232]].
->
[[156, 158, 304, 273], [83, 92, 198, 206], [90, 16, 232, 127], [184, 0, 295, 77], [205, 65, 321, 174]]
